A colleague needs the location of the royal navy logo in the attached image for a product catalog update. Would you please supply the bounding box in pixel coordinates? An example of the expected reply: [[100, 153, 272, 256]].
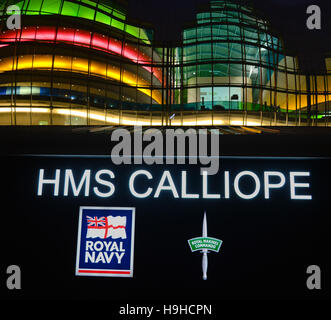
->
[[75, 207, 135, 277], [188, 213, 223, 280]]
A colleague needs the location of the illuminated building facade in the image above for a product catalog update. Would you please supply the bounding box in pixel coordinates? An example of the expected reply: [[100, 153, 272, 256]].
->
[[0, 0, 330, 126]]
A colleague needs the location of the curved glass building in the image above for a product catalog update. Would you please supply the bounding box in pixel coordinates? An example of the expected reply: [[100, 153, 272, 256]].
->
[[0, 0, 330, 126]]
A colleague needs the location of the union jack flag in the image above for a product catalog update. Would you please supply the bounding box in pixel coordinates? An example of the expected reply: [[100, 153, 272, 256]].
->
[[87, 216, 106, 228]]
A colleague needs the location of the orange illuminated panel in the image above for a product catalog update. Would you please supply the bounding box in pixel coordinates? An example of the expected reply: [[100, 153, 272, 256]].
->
[[0, 55, 162, 104]]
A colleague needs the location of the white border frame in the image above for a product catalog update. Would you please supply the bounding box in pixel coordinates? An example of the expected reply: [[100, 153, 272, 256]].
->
[[75, 206, 136, 278]]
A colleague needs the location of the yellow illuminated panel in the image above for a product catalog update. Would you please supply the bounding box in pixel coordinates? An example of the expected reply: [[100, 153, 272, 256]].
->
[[0, 55, 162, 104]]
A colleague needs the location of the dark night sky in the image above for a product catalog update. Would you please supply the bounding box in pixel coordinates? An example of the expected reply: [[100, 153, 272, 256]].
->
[[127, 0, 331, 61]]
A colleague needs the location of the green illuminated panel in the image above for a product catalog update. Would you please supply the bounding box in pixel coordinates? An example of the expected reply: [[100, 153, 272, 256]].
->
[[27, 0, 43, 12], [41, 0, 61, 14], [139, 30, 150, 41], [197, 12, 211, 24], [61, 1, 79, 17], [78, 5, 94, 20], [82, 0, 96, 7], [96, 11, 110, 25], [97, 4, 112, 14], [183, 29, 196, 40], [125, 25, 139, 39], [111, 19, 124, 31], [15, 1, 24, 10], [112, 10, 125, 21], [211, 25, 227, 40], [23, 0, 29, 11], [197, 26, 212, 41]]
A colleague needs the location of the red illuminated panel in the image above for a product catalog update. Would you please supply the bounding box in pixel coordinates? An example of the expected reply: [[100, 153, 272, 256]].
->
[[57, 27, 75, 42], [36, 27, 56, 41], [92, 33, 109, 53], [0, 27, 163, 83], [0, 29, 19, 41], [21, 27, 37, 40], [74, 29, 92, 48]]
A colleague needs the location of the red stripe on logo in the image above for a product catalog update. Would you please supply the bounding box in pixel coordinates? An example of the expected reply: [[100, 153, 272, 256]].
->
[[78, 270, 131, 275]]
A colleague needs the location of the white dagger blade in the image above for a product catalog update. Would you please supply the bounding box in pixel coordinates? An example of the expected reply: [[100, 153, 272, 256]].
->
[[202, 212, 208, 280], [202, 212, 208, 238]]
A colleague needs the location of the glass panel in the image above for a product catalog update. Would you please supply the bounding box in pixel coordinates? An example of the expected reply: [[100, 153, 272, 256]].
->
[[213, 87, 229, 109], [197, 26, 212, 41], [197, 43, 212, 61], [183, 66, 197, 85], [199, 87, 213, 110], [229, 42, 242, 60], [125, 25, 140, 38], [230, 87, 243, 110], [40, 0, 60, 13], [197, 12, 211, 24], [285, 93, 296, 112], [213, 42, 228, 60], [288, 74, 296, 91], [78, 5, 95, 20], [244, 44, 259, 62], [276, 92, 287, 110], [113, 10, 125, 21], [183, 45, 197, 62], [27, 0, 43, 12], [316, 76, 325, 92], [98, 4, 112, 14], [197, 63, 213, 78], [212, 24, 227, 40], [183, 28, 196, 42], [228, 25, 241, 40], [61, 1, 79, 17], [277, 70, 287, 90], [214, 63, 229, 79], [111, 19, 125, 31], [243, 27, 259, 42], [96, 11, 110, 25], [82, 0, 96, 7], [230, 63, 242, 78], [13, 1, 24, 10]]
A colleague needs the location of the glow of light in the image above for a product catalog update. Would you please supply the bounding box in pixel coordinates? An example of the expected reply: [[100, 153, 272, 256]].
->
[[196, 120, 213, 126], [181, 121, 196, 126], [213, 120, 224, 125], [0, 107, 165, 126], [0, 107, 49, 113], [53, 109, 120, 124], [0, 106, 281, 127], [231, 120, 261, 126]]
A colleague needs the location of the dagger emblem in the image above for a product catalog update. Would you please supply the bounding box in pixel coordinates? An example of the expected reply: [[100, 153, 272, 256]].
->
[[188, 212, 223, 280]]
